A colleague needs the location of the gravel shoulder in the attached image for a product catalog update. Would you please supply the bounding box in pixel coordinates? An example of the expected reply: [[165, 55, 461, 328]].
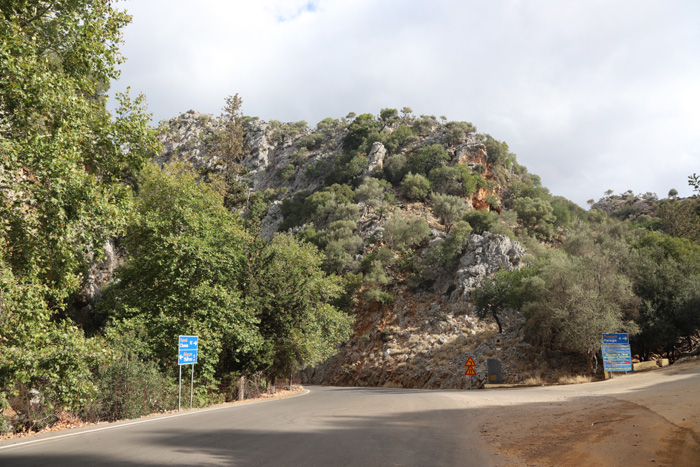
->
[[469, 359, 700, 466]]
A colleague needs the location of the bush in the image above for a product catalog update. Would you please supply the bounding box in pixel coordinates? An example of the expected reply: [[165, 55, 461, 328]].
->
[[385, 124, 419, 154], [431, 193, 469, 233], [423, 220, 473, 268], [299, 133, 325, 150], [481, 134, 513, 167], [323, 236, 363, 273], [380, 108, 399, 125], [384, 154, 409, 185], [464, 210, 495, 235], [363, 288, 396, 305], [406, 144, 450, 176], [93, 329, 177, 420], [444, 121, 476, 145], [514, 196, 556, 239], [343, 113, 379, 151], [384, 213, 429, 249], [355, 177, 391, 211], [401, 172, 432, 200]]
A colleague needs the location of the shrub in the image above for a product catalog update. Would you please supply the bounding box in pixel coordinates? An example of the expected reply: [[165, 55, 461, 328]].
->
[[444, 121, 476, 145], [385, 124, 419, 154], [400, 172, 431, 200], [380, 108, 399, 125], [355, 177, 391, 210], [298, 133, 325, 150], [384, 154, 409, 185], [343, 113, 379, 151], [384, 213, 429, 249], [363, 288, 396, 305], [431, 193, 469, 233], [464, 210, 495, 235], [406, 144, 450, 176], [323, 236, 363, 273]]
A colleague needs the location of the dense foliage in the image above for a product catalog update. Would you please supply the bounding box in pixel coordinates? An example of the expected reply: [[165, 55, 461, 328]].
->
[[0, 2, 352, 434]]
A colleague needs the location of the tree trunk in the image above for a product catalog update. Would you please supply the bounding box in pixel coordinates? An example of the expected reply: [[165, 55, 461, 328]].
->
[[237, 376, 245, 401], [493, 313, 503, 333], [585, 351, 593, 375]]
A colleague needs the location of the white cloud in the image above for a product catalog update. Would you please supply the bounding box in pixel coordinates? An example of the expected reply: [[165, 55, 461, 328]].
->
[[111, 0, 700, 207]]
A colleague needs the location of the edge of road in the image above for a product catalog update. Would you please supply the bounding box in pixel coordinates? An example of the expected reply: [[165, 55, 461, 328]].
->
[[0, 388, 310, 452]]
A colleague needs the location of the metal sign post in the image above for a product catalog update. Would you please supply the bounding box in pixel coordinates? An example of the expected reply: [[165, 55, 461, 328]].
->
[[178, 335, 198, 411], [464, 356, 476, 389]]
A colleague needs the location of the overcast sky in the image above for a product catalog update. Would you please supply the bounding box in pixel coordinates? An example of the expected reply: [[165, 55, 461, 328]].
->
[[110, 0, 700, 207]]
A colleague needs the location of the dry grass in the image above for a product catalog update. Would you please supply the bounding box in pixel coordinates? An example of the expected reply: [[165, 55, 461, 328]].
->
[[556, 374, 592, 385], [522, 376, 545, 385]]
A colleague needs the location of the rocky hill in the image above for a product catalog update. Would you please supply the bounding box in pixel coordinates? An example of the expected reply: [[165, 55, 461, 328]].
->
[[155, 109, 587, 387]]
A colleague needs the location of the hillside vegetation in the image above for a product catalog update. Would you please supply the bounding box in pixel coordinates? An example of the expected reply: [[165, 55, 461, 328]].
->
[[2, 1, 700, 436]]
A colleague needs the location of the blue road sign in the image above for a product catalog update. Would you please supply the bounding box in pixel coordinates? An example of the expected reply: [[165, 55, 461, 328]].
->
[[602, 333, 629, 344], [178, 335, 198, 365], [602, 333, 632, 372]]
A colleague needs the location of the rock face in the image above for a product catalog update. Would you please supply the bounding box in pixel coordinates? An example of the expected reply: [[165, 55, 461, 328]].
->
[[456, 232, 525, 295], [260, 200, 284, 240], [241, 120, 275, 171], [157, 110, 222, 173], [366, 141, 387, 174]]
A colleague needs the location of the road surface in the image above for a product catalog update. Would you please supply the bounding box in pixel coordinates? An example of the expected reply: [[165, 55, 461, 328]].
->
[[1, 360, 699, 466]]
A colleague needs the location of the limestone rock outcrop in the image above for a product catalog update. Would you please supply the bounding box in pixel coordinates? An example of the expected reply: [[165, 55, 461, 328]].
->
[[456, 232, 525, 295]]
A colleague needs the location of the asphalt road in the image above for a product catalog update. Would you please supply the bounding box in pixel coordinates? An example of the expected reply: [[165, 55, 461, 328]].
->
[[0, 386, 496, 466], [3, 363, 698, 466]]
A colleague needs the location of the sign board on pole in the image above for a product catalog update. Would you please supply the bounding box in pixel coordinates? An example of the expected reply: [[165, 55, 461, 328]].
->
[[601, 333, 632, 372], [602, 333, 629, 345], [178, 335, 198, 365], [464, 355, 477, 385], [178, 335, 198, 412]]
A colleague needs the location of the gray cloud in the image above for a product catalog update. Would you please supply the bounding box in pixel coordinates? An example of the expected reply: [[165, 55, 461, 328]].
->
[[111, 0, 700, 207]]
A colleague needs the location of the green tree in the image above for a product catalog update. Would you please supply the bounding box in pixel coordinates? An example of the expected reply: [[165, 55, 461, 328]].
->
[[406, 144, 450, 176], [657, 198, 700, 243], [514, 197, 556, 239], [400, 172, 432, 201], [342, 113, 378, 151], [0, 0, 159, 428], [244, 234, 353, 379], [1, 2, 160, 307], [473, 267, 537, 333], [379, 108, 399, 127], [355, 177, 390, 212], [522, 250, 637, 374], [99, 163, 262, 386], [431, 193, 469, 233], [383, 154, 409, 184], [464, 210, 495, 235], [481, 134, 513, 167], [385, 125, 419, 154], [444, 121, 476, 145], [211, 94, 248, 209], [630, 232, 700, 359], [383, 213, 429, 249]]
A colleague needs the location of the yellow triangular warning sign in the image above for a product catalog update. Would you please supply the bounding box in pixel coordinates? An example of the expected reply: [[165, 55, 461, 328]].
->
[[465, 367, 476, 376], [465, 356, 476, 366]]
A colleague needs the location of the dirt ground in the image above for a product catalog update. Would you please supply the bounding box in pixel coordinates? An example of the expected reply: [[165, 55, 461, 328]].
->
[[475, 359, 700, 466]]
